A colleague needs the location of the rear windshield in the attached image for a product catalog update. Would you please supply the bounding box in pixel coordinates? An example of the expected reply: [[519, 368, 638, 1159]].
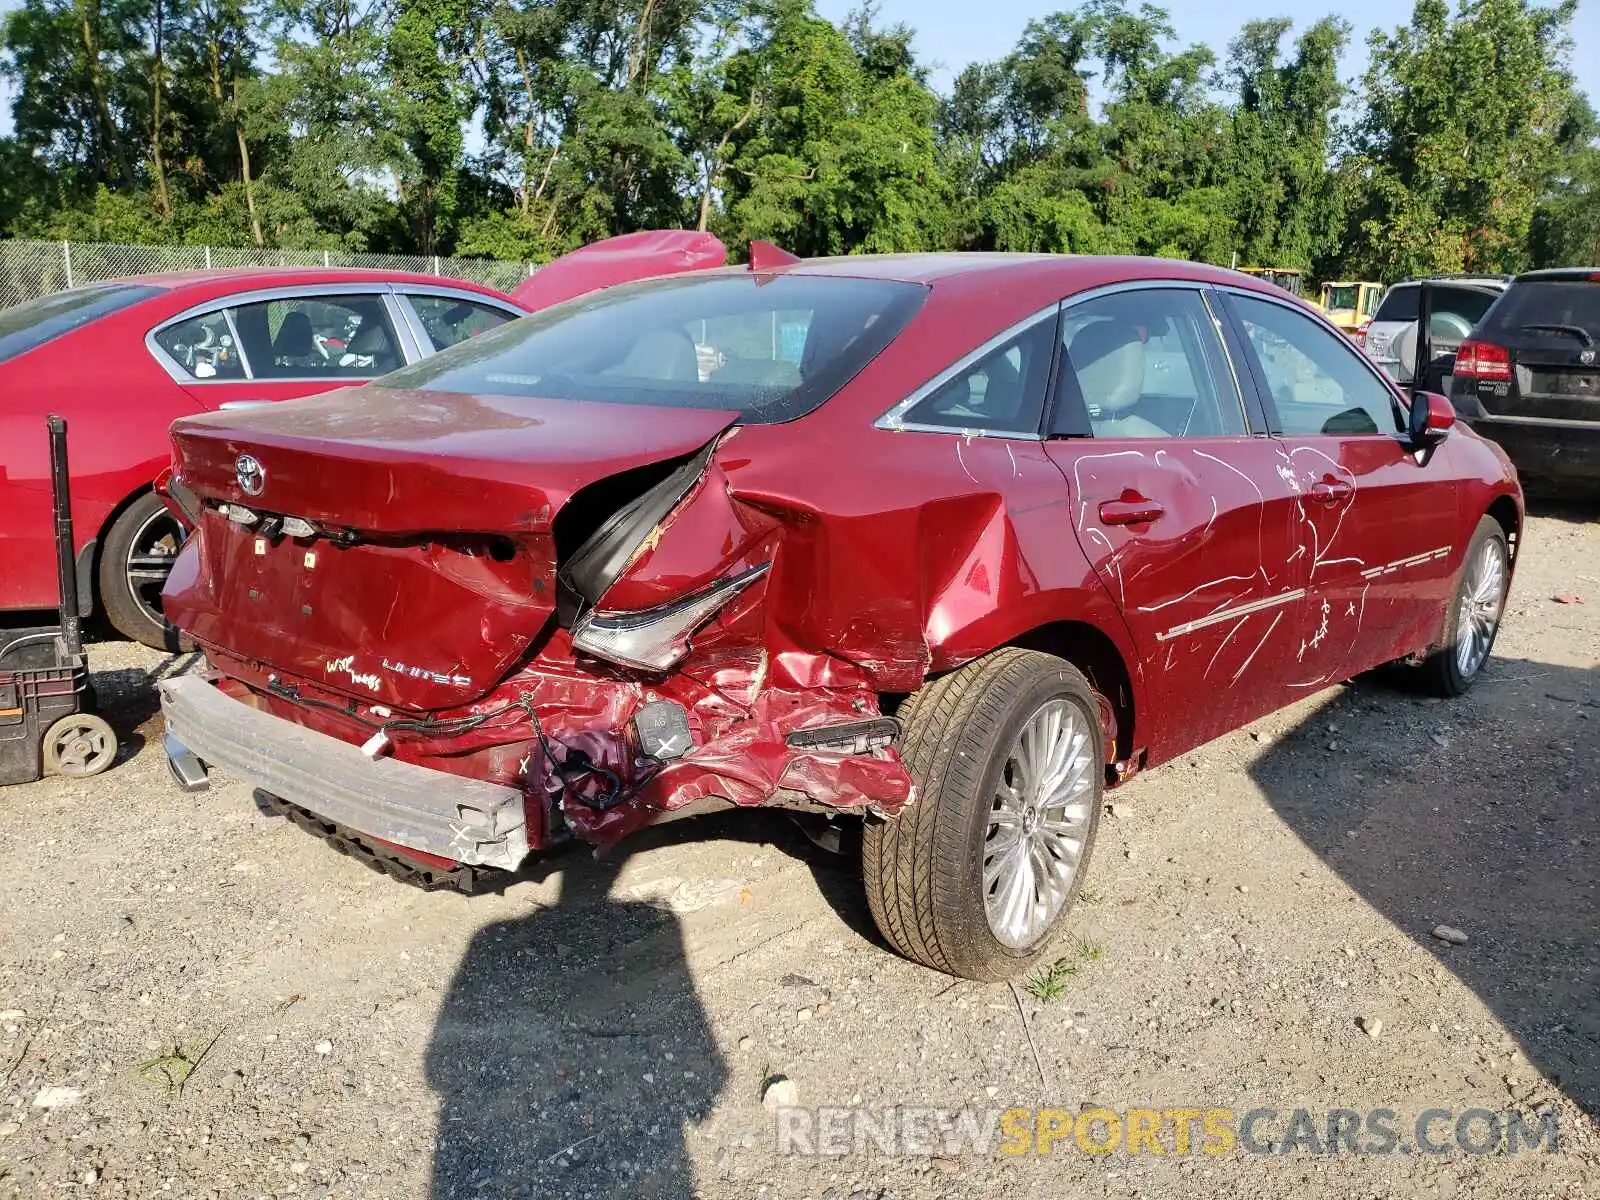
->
[[379, 273, 928, 423], [0, 283, 163, 364], [1479, 280, 1600, 341], [1373, 284, 1500, 330]]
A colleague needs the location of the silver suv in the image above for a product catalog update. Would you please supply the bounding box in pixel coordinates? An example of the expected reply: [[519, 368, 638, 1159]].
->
[[1359, 276, 1510, 388]]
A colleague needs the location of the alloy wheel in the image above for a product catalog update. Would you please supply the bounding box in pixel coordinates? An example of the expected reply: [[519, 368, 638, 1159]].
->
[[983, 697, 1096, 949], [1455, 537, 1507, 679]]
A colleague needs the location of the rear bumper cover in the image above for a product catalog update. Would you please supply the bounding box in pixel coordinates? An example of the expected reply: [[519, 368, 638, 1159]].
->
[[1452, 393, 1600, 485], [158, 675, 531, 871]]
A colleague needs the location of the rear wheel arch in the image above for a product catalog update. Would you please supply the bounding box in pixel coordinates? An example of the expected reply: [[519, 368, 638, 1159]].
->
[[1005, 620, 1138, 770]]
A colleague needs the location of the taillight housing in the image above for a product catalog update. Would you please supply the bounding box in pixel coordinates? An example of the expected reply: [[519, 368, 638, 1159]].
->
[[1454, 339, 1510, 381], [1354, 322, 1370, 349]]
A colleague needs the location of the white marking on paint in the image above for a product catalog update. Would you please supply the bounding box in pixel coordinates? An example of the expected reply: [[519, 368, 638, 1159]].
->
[[1136, 575, 1255, 613], [1204, 615, 1251, 679], [954, 440, 979, 485], [325, 655, 382, 693], [1231, 610, 1284, 685]]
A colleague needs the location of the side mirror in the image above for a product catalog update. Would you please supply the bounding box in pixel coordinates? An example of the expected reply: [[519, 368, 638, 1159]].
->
[[1408, 391, 1456, 446]]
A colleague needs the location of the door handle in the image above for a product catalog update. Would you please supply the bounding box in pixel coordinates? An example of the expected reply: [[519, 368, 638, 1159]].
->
[[1310, 477, 1353, 506], [1098, 496, 1165, 526]]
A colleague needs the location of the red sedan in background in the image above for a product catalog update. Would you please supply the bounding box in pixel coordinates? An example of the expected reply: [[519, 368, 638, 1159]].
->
[[0, 269, 526, 646]]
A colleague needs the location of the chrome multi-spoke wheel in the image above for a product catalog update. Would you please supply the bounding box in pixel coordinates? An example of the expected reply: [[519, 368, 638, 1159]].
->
[[1454, 536, 1507, 679], [863, 648, 1104, 980], [1418, 516, 1512, 697], [983, 698, 1095, 948]]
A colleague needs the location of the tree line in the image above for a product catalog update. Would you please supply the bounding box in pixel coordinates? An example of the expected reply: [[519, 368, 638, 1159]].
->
[[2, 0, 1596, 281]]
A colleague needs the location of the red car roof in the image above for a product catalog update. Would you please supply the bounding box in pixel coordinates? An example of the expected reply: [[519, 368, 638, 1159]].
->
[[114, 267, 520, 304]]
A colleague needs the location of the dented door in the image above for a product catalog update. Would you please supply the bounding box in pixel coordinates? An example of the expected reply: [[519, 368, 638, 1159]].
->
[[1045, 286, 1311, 762]]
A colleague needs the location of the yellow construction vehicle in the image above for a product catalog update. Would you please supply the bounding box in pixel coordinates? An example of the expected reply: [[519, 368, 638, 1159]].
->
[[1318, 281, 1384, 336], [1239, 267, 1310, 301]]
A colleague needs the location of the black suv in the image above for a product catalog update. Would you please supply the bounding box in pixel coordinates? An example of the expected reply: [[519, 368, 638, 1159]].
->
[[1451, 268, 1600, 494]]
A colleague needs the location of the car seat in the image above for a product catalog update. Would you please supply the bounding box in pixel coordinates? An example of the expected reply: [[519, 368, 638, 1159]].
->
[[272, 311, 317, 368], [607, 329, 700, 382], [345, 319, 399, 373], [1068, 320, 1166, 438]]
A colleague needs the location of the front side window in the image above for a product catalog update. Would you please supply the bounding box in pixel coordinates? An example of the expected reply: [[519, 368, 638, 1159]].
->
[[0, 283, 163, 365], [896, 314, 1055, 433], [152, 310, 246, 380], [380, 273, 928, 424], [408, 294, 515, 351], [1232, 294, 1401, 437], [229, 294, 402, 379], [1058, 289, 1246, 439]]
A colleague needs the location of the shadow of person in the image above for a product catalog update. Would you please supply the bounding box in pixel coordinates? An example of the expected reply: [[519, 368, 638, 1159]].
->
[[1247, 656, 1598, 1117], [425, 843, 728, 1198]]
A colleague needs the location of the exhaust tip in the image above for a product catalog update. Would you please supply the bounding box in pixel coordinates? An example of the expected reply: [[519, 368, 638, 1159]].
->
[[162, 733, 210, 792]]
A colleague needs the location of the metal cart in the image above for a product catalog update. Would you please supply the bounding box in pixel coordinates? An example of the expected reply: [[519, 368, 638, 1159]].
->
[[0, 416, 119, 785]]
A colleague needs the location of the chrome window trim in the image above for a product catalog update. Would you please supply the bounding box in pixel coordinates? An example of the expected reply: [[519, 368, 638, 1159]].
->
[[875, 303, 1061, 437], [145, 283, 406, 385], [1213, 282, 1411, 430]]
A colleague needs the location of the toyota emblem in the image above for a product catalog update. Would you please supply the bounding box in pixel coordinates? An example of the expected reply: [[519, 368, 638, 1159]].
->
[[1581, 349, 1596, 365], [235, 454, 265, 496]]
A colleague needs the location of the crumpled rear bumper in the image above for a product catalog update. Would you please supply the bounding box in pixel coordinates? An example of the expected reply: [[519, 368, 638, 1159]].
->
[[158, 675, 531, 871]]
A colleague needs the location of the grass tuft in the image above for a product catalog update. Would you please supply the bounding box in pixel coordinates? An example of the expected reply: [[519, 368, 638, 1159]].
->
[[1023, 937, 1105, 1002]]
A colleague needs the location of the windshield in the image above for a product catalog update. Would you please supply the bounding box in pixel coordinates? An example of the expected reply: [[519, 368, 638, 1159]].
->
[[1324, 285, 1359, 312], [0, 283, 164, 365], [381, 273, 929, 424]]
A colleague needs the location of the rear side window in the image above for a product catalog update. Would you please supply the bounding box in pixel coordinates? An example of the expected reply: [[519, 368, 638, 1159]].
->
[[408, 295, 515, 350], [153, 311, 246, 380], [380, 273, 928, 424], [898, 313, 1055, 433], [0, 283, 163, 364], [1479, 280, 1600, 341], [1373, 286, 1419, 323]]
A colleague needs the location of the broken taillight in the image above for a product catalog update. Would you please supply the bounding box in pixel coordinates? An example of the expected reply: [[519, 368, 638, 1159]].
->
[[571, 563, 769, 671], [1454, 339, 1510, 382]]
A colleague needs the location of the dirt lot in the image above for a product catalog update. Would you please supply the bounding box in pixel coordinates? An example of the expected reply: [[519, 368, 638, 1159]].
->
[[1, 508, 1597, 1200]]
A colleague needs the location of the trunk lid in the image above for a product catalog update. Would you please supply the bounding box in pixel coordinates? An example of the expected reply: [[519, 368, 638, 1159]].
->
[[164, 387, 736, 710]]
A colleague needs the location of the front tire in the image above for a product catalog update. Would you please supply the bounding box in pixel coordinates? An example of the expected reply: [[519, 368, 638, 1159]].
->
[[863, 648, 1104, 981], [1416, 515, 1510, 697], [99, 492, 188, 650]]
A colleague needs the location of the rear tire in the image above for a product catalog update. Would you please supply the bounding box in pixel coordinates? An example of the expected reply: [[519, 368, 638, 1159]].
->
[[863, 648, 1104, 981], [99, 492, 190, 650], [1416, 515, 1509, 697]]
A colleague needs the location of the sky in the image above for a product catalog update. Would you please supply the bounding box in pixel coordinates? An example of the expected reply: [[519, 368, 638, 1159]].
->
[[0, 0, 1596, 136], [810, 0, 1600, 99]]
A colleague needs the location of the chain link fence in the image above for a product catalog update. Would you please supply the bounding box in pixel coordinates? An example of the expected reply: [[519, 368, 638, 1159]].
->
[[0, 239, 536, 308]]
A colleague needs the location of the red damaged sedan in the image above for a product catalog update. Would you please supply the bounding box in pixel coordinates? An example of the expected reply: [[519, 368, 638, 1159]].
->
[[156, 254, 1522, 980]]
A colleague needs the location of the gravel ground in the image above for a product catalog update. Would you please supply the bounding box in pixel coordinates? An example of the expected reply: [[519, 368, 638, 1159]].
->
[[1, 509, 1596, 1200]]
